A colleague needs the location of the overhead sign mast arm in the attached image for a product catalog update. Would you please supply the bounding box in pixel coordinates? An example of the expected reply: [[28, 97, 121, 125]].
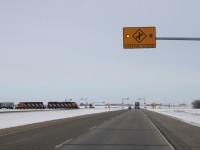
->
[[156, 37, 200, 41]]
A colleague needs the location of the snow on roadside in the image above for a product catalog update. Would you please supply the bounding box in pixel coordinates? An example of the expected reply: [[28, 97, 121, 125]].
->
[[147, 107, 200, 127], [0, 106, 126, 130]]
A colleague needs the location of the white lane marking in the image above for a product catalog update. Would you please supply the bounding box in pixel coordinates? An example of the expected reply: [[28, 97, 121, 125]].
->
[[89, 126, 96, 131], [144, 113, 175, 150], [55, 139, 73, 148]]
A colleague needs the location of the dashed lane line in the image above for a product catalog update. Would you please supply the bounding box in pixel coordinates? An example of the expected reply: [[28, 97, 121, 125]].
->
[[55, 139, 73, 149]]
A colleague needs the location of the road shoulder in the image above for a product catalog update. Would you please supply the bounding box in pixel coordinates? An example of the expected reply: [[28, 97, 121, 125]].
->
[[143, 109, 200, 150]]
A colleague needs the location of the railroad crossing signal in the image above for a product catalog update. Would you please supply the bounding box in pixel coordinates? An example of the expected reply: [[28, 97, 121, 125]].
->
[[123, 27, 156, 49]]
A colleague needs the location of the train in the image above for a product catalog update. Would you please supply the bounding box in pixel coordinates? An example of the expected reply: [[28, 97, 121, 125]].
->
[[0, 101, 79, 109], [0, 102, 14, 109], [16, 102, 46, 109], [47, 102, 79, 109]]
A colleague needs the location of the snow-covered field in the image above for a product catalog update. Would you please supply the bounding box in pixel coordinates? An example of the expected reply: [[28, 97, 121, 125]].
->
[[147, 107, 200, 127], [0, 106, 126, 130]]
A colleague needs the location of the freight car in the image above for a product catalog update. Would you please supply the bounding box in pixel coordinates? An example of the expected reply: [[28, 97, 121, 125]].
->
[[0, 102, 14, 109], [47, 102, 79, 109], [16, 102, 46, 109]]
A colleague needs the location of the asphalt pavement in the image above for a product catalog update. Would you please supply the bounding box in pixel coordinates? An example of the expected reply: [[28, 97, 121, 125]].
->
[[56, 109, 172, 150], [2, 108, 198, 150], [0, 109, 127, 150], [143, 109, 200, 150]]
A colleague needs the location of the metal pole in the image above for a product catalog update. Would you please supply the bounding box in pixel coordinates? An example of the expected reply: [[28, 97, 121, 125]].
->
[[138, 98, 145, 108], [156, 37, 200, 41], [122, 98, 129, 108], [80, 98, 88, 108]]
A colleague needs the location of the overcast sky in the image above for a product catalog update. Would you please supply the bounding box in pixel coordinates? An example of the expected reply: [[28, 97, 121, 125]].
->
[[0, 0, 200, 104]]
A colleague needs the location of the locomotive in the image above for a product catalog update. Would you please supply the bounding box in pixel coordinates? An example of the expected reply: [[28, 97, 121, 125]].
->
[[0, 101, 79, 109]]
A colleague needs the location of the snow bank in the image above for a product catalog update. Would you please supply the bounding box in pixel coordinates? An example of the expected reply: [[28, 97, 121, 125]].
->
[[147, 107, 200, 127], [0, 106, 126, 130]]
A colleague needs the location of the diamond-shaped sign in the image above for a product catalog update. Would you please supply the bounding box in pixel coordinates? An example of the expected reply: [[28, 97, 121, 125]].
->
[[133, 29, 146, 43]]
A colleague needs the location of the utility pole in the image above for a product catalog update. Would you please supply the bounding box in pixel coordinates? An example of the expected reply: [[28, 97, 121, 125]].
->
[[122, 98, 129, 108], [138, 98, 146, 108], [80, 98, 88, 108]]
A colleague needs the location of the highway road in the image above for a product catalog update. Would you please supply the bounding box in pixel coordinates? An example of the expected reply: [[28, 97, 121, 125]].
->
[[1, 109, 199, 150], [0, 109, 127, 150], [56, 109, 172, 150]]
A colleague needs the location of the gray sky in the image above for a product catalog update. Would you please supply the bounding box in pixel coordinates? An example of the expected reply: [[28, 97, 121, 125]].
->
[[1, 0, 200, 104]]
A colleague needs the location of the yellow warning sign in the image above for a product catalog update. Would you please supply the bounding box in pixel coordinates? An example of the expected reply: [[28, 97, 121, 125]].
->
[[123, 27, 156, 49]]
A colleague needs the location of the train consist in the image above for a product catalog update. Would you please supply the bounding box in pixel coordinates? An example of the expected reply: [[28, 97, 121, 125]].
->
[[0, 101, 79, 109], [47, 102, 79, 109], [0, 102, 14, 109], [16, 102, 45, 109]]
